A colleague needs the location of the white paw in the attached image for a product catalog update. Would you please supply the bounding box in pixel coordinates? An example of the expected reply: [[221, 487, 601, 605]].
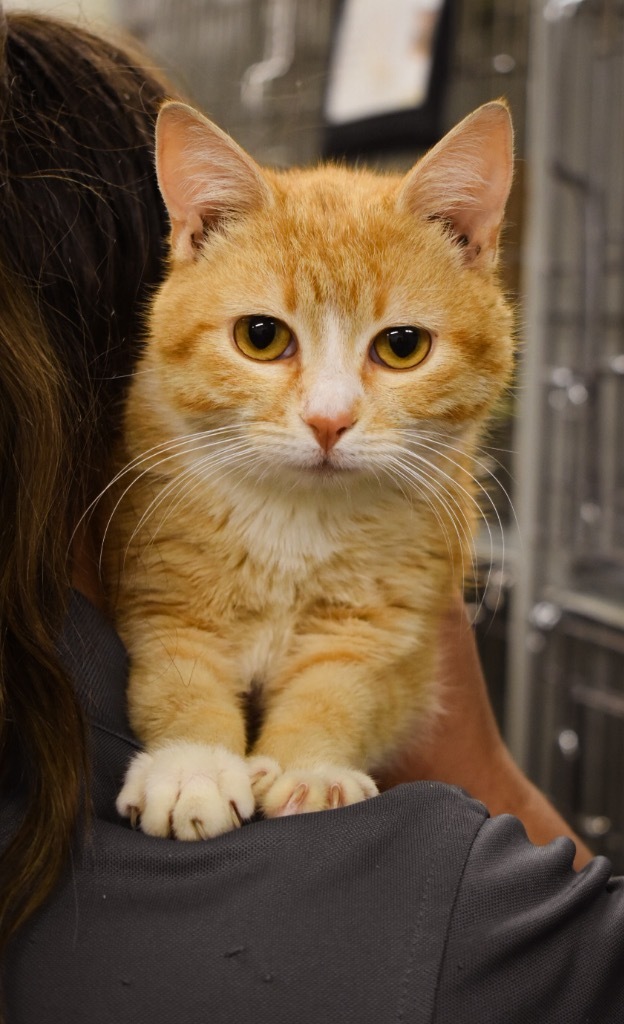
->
[[259, 763, 378, 818], [116, 743, 255, 840]]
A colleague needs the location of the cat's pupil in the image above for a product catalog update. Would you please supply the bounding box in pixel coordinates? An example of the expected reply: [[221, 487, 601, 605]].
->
[[248, 317, 277, 350], [388, 327, 418, 359]]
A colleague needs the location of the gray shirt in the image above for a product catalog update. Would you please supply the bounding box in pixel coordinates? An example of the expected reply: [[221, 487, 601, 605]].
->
[[4, 592, 624, 1023]]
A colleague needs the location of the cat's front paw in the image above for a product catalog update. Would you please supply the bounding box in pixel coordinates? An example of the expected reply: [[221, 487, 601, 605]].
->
[[259, 763, 378, 818], [116, 742, 255, 839]]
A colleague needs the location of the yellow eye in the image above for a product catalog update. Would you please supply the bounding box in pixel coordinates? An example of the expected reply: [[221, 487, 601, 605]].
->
[[233, 315, 296, 361], [370, 325, 432, 370]]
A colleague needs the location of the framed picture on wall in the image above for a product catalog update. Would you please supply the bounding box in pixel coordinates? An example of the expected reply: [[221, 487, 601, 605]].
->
[[322, 0, 454, 157]]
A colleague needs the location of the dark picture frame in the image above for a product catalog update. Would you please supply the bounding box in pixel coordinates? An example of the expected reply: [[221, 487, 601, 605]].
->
[[322, 0, 454, 159]]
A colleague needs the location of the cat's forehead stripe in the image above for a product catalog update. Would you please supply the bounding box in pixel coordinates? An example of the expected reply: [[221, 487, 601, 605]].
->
[[271, 210, 395, 324], [265, 167, 453, 327]]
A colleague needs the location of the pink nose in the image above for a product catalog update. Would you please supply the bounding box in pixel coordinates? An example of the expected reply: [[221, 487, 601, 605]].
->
[[305, 412, 355, 452]]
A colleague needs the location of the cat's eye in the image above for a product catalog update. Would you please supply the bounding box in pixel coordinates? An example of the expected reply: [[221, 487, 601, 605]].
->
[[370, 326, 432, 370], [233, 315, 296, 361]]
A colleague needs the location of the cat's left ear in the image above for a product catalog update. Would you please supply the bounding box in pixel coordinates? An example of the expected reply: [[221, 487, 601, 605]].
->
[[397, 101, 513, 268], [156, 101, 272, 261]]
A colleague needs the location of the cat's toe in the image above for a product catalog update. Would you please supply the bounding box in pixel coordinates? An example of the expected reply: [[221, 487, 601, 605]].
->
[[260, 764, 378, 818], [116, 742, 255, 839], [116, 750, 154, 826], [247, 755, 282, 799]]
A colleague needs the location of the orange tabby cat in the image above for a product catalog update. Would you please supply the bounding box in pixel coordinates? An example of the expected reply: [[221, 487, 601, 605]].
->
[[107, 99, 514, 839]]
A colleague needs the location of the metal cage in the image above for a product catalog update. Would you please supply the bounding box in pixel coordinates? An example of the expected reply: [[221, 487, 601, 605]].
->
[[510, 0, 624, 866]]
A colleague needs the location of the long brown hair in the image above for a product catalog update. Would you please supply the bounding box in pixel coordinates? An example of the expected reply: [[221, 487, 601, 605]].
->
[[0, 9, 174, 955]]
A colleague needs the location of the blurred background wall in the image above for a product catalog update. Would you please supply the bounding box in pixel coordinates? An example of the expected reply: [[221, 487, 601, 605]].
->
[[7, 0, 624, 867]]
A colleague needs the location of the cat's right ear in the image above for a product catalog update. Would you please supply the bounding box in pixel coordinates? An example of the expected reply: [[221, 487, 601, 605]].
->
[[156, 102, 272, 261]]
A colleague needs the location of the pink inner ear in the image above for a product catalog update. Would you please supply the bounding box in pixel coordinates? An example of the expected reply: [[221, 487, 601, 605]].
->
[[155, 102, 272, 261], [397, 102, 514, 266]]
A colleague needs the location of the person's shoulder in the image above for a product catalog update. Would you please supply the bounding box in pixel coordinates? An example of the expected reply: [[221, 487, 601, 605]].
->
[[5, 782, 492, 1024], [365, 779, 489, 846], [87, 778, 491, 876], [435, 811, 624, 1024], [284, 780, 490, 872]]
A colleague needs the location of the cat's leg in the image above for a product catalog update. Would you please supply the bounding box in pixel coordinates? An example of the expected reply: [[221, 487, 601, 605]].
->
[[115, 630, 264, 839], [250, 664, 383, 817], [252, 631, 434, 818]]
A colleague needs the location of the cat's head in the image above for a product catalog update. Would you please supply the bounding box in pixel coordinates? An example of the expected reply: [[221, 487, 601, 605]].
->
[[143, 100, 514, 490]]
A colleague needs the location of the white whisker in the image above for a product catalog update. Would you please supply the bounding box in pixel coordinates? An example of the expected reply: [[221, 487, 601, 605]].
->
[[380, 456, 459, 575], [96, 429, 247, 572], [159, 442, 256, 522], [69, 425, 243, 556], [126, 454, 260, 568], [399, 429, 513, 618], [405, 428, 520, 540], [120, 440, 254, 565], [381, 450, 477, 592]]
